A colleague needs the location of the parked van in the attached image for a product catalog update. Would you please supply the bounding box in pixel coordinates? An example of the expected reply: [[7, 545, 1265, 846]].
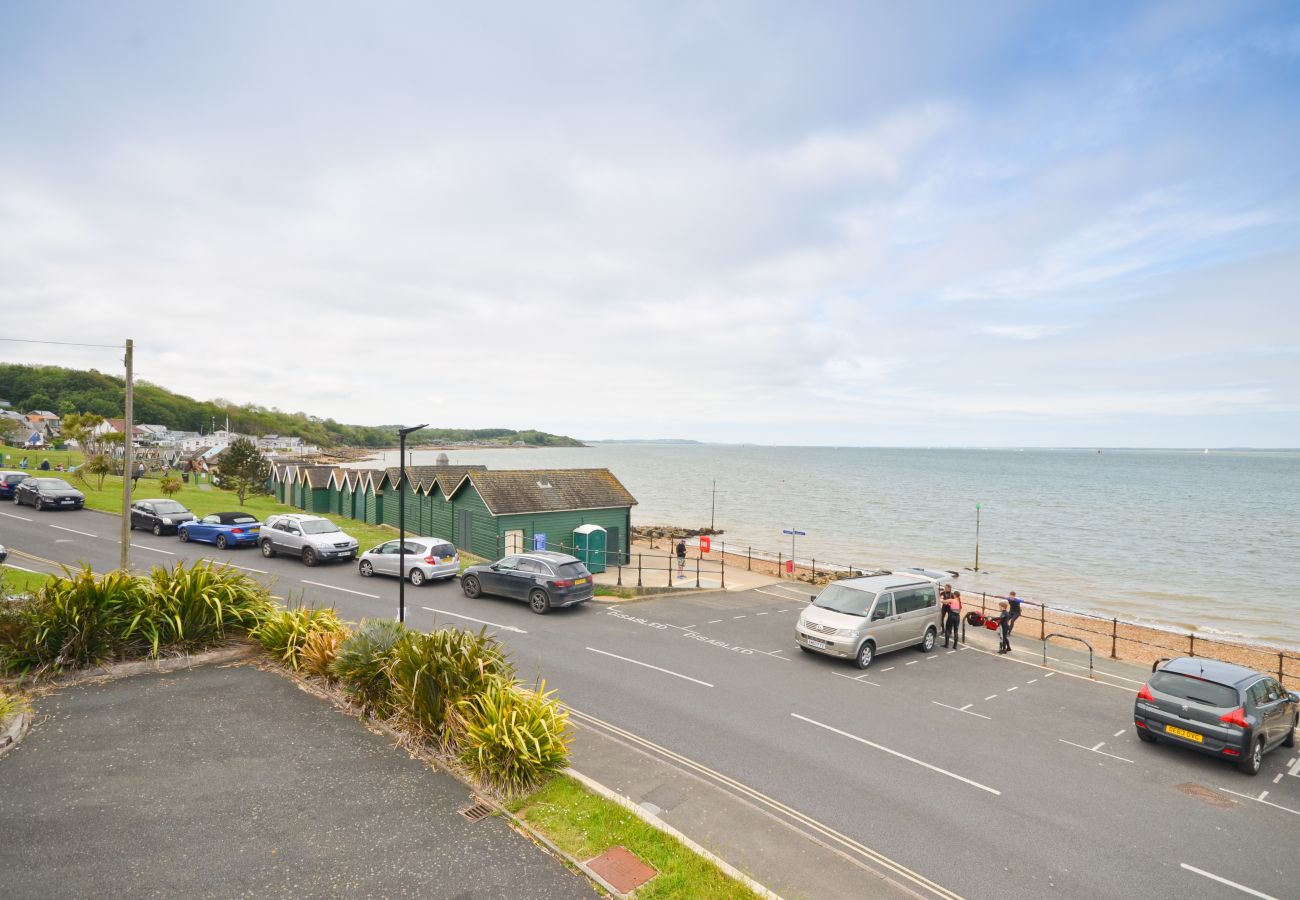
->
[[795, 573, 942, 669]]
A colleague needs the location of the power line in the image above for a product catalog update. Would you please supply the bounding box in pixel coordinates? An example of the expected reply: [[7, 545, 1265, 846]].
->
[[0, 337, 122, 350]]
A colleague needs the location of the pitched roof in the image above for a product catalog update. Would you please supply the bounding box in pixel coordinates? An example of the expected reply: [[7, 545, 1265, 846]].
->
[[302, 466, 337, 488], [377, 465, 486, 493], [463, 469, 637, 516]]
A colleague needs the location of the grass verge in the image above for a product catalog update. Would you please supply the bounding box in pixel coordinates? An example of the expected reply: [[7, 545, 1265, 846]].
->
[[511, 774, 759, 899], [1, 567, 53, 594]]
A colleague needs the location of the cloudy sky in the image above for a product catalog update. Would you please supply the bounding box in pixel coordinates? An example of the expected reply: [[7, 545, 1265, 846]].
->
[[2, 1, 1298, 446]]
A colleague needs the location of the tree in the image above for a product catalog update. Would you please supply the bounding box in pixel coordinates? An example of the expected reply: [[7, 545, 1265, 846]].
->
[[81, 454, 114, 491], [218, 436, 271, 505], [159, 475, 183, 498]]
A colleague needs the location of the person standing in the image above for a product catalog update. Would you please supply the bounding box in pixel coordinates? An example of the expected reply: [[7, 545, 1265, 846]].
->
[[997, 599, 1012, 653], [943, 590, 962, 648], [675, 539, 687, 579], [1004, 591, 1023, 651], [132, 461, 145, 488]]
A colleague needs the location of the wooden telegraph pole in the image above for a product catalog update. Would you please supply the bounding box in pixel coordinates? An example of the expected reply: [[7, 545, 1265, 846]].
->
[[119, 338, 133, 570]]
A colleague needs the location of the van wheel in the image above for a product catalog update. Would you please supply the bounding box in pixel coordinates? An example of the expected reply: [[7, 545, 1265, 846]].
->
[[1238, 737, 1264, 775], [919, 627, 937, 653], [855, 641, 874, 669]]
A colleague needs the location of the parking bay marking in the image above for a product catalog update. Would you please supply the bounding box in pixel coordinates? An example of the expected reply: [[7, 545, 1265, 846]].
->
[[422, 607, 527, 635], [132, 544, 175, 555], [203, 559, 268, 574], [1058, 739, 1133, 764], [48, 524, 99, 538], [792, 713, 1001, 796], [301, 579, 380, 599], [932, 701, 991, 720], [1217, 787, 1300, 818], [0, 511, 32, 522], [834, 672, 879, 687], [586, 647, 714, 687], [1180, 863, 1278, 900]]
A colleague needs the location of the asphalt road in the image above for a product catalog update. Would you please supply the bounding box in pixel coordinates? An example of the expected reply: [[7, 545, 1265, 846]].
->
[[3, 506, 1298, 900]]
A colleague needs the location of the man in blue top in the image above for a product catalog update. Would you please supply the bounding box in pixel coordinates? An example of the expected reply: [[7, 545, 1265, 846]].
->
[[1003, 591, 1024, 652]]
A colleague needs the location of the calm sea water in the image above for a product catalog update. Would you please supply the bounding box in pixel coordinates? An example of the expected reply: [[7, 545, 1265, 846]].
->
[[356, 445, 1300, 649]]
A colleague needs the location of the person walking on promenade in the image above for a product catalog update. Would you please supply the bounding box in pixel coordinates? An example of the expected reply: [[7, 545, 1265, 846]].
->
[[675, 538, 687, 579], [132, 461, 145, 488], [1004, 591, 1023, 651], [943, 590, 962, 648], [997, 599, 1012, 653]]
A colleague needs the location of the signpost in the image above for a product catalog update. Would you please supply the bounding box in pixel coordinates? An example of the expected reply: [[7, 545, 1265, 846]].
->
[[782, 528, 806, 577]]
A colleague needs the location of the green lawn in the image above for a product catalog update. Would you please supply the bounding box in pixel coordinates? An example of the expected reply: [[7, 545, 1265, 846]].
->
[[511, 775, 759, 899], [1, 447, 81, 473], [0, 567, 53, 595]]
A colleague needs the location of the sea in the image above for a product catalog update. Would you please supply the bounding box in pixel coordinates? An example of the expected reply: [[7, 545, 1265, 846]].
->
[[351, 445, 1300, 650]]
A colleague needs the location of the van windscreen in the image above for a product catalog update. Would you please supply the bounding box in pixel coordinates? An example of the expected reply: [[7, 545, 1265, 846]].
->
[[812, 584, 877, 617]]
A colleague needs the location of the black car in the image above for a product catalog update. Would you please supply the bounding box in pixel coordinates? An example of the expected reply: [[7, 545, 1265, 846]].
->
[[0, 471, 29, 500], [460, 551, 594, 614], [1135, 657, 1298, 774], [13, 477, 84, 511], [128, 499, 197, 535]]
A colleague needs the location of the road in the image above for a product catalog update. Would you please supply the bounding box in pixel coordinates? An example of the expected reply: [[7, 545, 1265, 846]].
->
[[3, 506, 1298, 900]]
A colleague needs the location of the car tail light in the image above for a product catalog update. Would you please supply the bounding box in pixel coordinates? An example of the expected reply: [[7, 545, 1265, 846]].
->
[[1135, 720, 1147, 729], [232, 528, 243, 534], [1223, 747, 1240, 756], [552, 579, 575, 588], [1219, 707, 1249, 728], [1137, 684, 1155, 703]]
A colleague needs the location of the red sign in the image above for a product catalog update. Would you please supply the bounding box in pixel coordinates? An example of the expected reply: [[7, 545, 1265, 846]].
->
[[785, 559, 794, 574], [699, 536, 711, 553]]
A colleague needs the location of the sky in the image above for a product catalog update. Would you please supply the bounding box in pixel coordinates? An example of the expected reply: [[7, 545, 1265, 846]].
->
[[1, 1, 1298, 447]]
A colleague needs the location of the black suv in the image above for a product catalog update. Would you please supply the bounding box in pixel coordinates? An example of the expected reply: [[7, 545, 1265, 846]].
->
[[461, 551, 594, 614], [1135, 657, 1298, 774], [129, 499, 197, 535]]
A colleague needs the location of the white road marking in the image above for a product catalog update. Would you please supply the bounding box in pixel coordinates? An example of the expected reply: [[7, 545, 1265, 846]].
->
[[1044, 672, 1055, 677], [1059, 739, 1133, 763], [133, 544, 175, 555], [776, 609, 788, 613], [946, 650, 956, 654], [905, 660, 918, 666], [203, 559, 268, 574], [1180, 863, 1278, 899], [733, 615, 747, 619], [765, 650, 791, 662], [422, 607, 527, 634], [1114, 730, 1126, 737], [1273, 774, 1283, 784], [301, 579, 380, 599], [1027, 679, 1038, 684], [0, 511, 32, 522], [708, 619, 723, 624], [985, 694, 998, 701], [1091, 741, 1105, 751], [793, 714, 1001, 796], [932, 701, 991, 720], [1, 562, 40, 573], [755, 612, 768, 616], [1288, 757, 1300, 776], [49, 524, 98, 538], [1006, 686, 1018, 691], [586, 647, 714, 687], [1258, 790, 1269, 801], [880, 667, 895, 672], [833, 672, 879, 687], [1218, 787, 1300, 817], [754, 588, 788, 599], [925, 655, 937, 660]]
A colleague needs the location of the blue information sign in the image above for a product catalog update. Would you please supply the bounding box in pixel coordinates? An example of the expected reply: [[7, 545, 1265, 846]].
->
[[533, 533, 547, 550]]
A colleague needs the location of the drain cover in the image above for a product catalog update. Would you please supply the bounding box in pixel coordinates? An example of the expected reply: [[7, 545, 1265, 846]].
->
[[587, 845, 657, 894], [458, 801, 495, 822], [1176, 783, 1238, 809]]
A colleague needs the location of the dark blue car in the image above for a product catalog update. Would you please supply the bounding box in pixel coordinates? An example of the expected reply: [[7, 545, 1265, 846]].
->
[[0, 471, 29, 499], [177, 512, 262, 550]]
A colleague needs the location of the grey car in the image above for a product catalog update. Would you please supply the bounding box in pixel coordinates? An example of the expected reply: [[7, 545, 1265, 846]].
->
[[13, 477, 85, 511], [1135, 657, 1298, 775], [358, 537, 460, 586], [461, 551, 594, 614], [259, 513, 359, 566]]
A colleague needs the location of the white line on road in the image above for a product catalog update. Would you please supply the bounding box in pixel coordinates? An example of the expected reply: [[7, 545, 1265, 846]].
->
[[1274, 773, 1283, 784], [301, 579, 380, 599], [1059, 739, 1133, 763], [755, 612, 767, 616], [733, 615, 747, 619], [793, 714, 1001, 795], [880, 667, 895, 672], [708, 619, 723, 624], [0, 511, 32, 522], [1006, 686, 1018, 691], [932, 701, 991, 720], [1180, 863, 1277, 899], [420, 607, 528, 634], [833, 672, 879, 687], [202, 559, 268, 574], [1288, 757, 1300, 776], [1044, 672, 1055, 677], [1091, 741, 1105, 751], [1114, 730, 1126, 737], [905, 660, 918, 665], [133, 544, 175, 555], [1259, 790, 1269, 801], [1, 562, 40, 573], [49, 524, 98, 538], [985, 695, 997, 701], [1218, 787, 1300, 817], [586, 647, 713, 687], [1027, 679, 1038, 684]]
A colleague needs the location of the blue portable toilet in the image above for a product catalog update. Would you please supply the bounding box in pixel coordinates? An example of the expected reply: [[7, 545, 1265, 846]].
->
[[572, 524, 607, 574]]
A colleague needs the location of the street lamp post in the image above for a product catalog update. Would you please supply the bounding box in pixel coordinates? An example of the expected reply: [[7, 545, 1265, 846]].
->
[[396, 424, 428, 623], [974, 502, 981, 572]]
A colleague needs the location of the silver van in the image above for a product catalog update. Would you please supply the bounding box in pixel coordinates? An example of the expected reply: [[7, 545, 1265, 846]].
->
[[795, 573, 942, 669]]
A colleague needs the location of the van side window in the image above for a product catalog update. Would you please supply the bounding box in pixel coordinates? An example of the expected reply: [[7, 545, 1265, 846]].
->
[[895, 588, 931, 615], [870, 595, 894, 620], [918, 587, 937, 609]]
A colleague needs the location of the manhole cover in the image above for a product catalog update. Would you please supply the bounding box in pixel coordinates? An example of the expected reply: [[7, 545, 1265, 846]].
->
[[458, 801, 495, 822], [1176, 783, 1238, 809], [587, 845, 657, 894]]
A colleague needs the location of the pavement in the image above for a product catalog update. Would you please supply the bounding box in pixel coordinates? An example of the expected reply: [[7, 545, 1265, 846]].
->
[[0, 662, 594, 900]]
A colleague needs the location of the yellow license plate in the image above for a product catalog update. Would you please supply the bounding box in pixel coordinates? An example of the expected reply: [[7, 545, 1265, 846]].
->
[[574, 577, 588, 585], [1165, 724, 1203, 743], [441, 556, 455, 563]]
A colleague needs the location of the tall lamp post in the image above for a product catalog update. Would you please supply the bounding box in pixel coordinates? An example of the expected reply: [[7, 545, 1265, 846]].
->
[[974, 502, 981, 572], [396, 424, 428, 623]]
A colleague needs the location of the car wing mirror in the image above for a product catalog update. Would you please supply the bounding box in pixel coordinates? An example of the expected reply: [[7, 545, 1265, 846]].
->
[[1290, 692, 1300, 704], [809, 595, 816, 603]]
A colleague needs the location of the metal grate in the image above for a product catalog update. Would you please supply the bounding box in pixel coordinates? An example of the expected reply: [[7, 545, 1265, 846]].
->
[[458, 801, 495, 822]]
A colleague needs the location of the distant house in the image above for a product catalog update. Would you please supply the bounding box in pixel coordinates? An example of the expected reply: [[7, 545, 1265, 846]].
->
[[27, 411, 62, 438]]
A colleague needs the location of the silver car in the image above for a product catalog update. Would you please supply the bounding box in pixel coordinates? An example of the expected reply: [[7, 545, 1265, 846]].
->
[[795, 573, 942, 668], [358, 537, 460, 586], [259, 513, 359, 566]]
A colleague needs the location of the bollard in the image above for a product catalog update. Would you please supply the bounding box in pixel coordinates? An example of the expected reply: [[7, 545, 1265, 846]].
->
[[981, 592, 987, 616], [1111, 618, 1118, 659], [1189, 633, 1196, 658], [720, 541, 726, 590], [812, 559, 816, 577], [637, 554, 642, 588], [616, 561, 622, 587], [1039, 603, 1045, 641], [748, 546, 752, 571], [695, 554, 700, 589], [778, 552, 783, 578]]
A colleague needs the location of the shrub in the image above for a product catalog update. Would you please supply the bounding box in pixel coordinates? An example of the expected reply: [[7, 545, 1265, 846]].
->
[[159, 475, 183, 498], [0, 689, 30, 725], [384, 627, 511, 742], [331, 619, 407, 714], [251, 605, 346, 671], [300, 628, 347, 680], [126, 562, 272, 656], [457, 677, 572, 798], [0, 567, 142, 674]]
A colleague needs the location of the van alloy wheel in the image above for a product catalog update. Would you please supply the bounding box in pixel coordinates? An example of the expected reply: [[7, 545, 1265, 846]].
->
[[261, 540, 276, 558], [302, 548, 317, 567], [856, 641, 874, 669], [152, 523, 163, 536], [921, 628, 936, 653]]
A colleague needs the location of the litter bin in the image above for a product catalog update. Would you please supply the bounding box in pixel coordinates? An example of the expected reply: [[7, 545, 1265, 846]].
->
[[572, 524, 607, 574], [181, 472, 189, 483]]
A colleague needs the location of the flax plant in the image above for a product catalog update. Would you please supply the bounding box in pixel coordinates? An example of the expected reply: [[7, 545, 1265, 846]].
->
[[0, 689, 31, 725], [330, 618, 406, 715], [457, 677, 572, 798], [124, 562, 272, 656], [300, 627, 348, 680], [251, 605, 346, 671], [0, 566, 141, 674], [386, 627, 514, 745]]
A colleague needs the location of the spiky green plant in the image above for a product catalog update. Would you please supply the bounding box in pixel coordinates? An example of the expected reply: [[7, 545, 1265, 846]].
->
[[0, 689, 31, 725], [300, 627, 347, 680], [330, 618, 406, 714], [123, 562, 273, 656], [386, 627, 514, 744], [0, 566, 142, 674], [457, 677, 571, 798], [250, 605, 345, 671]]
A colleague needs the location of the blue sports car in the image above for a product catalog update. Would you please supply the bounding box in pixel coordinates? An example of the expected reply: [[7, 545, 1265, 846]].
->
[[177, 512, 262, 549]]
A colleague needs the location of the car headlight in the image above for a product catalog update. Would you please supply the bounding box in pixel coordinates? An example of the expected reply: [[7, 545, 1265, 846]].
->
[[835, 628, 856, 637]]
